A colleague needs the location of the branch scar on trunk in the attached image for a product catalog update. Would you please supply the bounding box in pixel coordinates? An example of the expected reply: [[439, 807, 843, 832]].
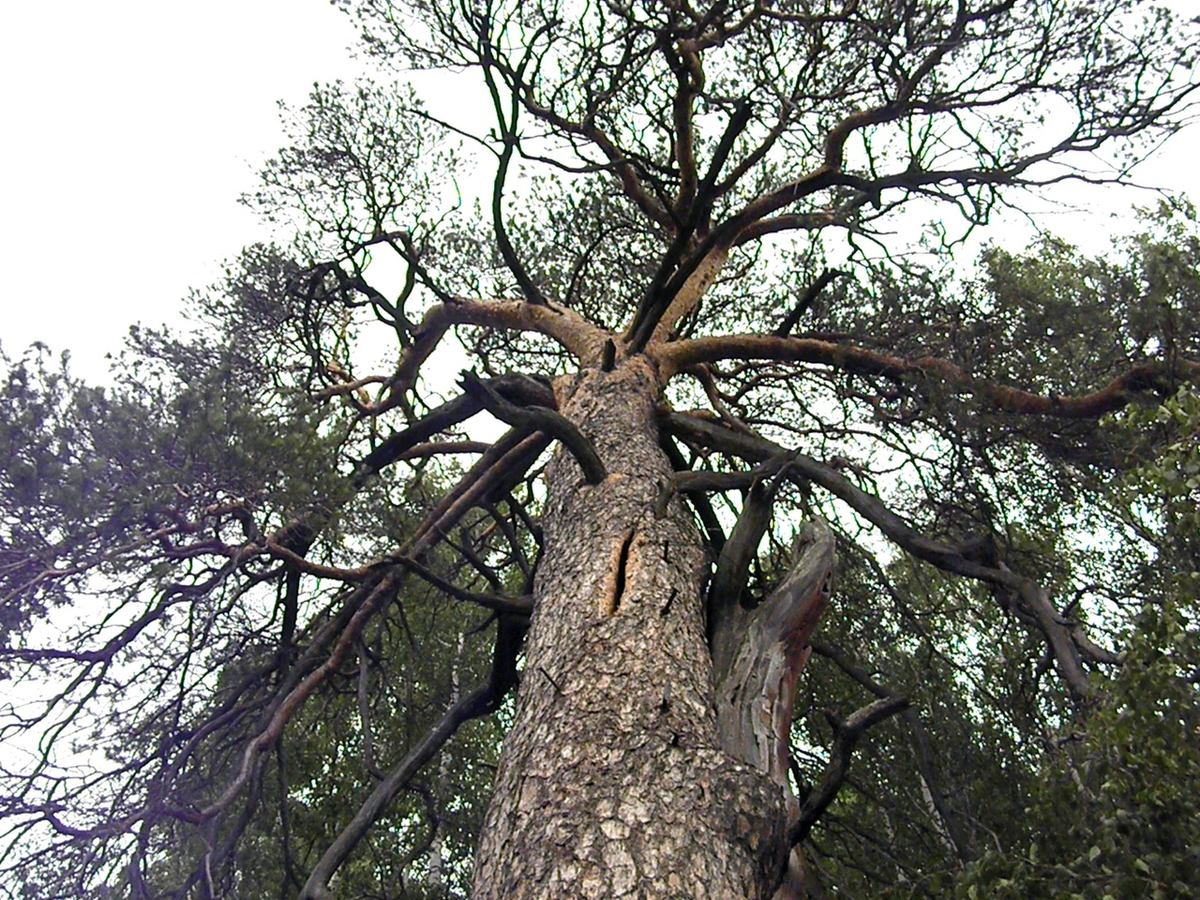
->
[[602, 529, 637, 616]]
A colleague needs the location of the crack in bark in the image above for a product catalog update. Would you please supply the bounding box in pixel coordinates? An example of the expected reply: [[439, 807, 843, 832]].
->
[[660, 587, 677, 618], [476, 361, 788, 898], [607, 530, 636, 616]]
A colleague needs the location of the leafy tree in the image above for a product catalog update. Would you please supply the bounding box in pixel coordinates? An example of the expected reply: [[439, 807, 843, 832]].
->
[[953, 603, 1200, 900], [2, 2, 1200, 898]]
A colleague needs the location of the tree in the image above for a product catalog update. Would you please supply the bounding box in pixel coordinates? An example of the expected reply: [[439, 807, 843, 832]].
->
[[2, 1, 1199, 898]]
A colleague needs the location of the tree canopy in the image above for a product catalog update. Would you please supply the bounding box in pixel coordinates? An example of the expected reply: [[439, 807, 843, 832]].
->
[[2, 1, 1199, 898]]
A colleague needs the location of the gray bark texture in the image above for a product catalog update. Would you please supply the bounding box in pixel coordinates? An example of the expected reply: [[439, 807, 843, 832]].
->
[[472, 359, 831, 899]]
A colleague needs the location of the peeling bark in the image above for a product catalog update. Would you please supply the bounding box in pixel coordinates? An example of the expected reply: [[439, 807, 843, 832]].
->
[[713, 521, 835, 798], [712, 520, 837, 900]]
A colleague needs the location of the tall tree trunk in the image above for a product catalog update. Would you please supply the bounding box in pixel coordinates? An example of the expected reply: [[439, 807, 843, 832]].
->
[[472, 360, 789, 899]]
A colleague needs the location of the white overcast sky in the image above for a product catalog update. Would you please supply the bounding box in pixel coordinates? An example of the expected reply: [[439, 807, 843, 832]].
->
[[2, 1, 1198, 380], [0, 0, 366, 376]]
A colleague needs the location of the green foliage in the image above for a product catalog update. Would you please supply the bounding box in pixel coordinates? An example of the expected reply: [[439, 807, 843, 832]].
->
[[0, 281, 506, 897], [1115, 384, 1200, 572], [954, 606, 1200, 900], [4, 2, 1200, 896], [247, 80, 456, 258], [771, 205, 1200, 897], [947, 303, 1200, 897], [0, 341, 332, 645], [792, 552, 1043, 893], [212, 587, 504, 900]]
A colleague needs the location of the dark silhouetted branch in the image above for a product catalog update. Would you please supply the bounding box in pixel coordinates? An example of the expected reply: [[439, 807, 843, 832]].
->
[[393, 555, 533, 616], [791, 695, 911, 845], [459, 372, 606, 484], [657, 335, 1198, 417], [358, 374, 554, 480], [811, 642, 976, 862], [774, 270, 847, 337], [300, 613, 527, 900]]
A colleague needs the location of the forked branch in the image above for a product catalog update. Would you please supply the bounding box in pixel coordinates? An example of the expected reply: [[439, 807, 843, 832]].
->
[[300, 613, 528, 900], [790, 695, 911, 845]]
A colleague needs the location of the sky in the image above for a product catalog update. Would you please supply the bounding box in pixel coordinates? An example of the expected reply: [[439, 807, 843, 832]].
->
[[0, 1, 366, 375], [2, 1, 1199, 381]]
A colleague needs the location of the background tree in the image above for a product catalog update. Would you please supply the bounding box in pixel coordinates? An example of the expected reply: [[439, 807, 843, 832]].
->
[[2, 1, 1199, 898]]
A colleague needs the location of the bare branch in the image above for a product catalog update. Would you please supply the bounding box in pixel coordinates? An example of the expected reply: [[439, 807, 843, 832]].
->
[[656, 334, 1199, 417], [790, 695, 911, 845], [811, 641, 977, 862]]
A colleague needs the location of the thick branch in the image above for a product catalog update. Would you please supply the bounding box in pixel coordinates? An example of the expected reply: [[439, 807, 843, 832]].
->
[[1008, 568, 1091, 700], [664, 414, 964, 569], [625, 99, 754, 351], [393, 554, 533, 616], [358, 373, 554, 479], [774, 270, 847, 338], [410, 430, 552, 558], [395, 440, 493, 460], [694, 98, 754, 221], [646, 247, 730, 346], [659, 30, 699, 217], [655, 334, 1198, 416], [492, 140, 549, 306], [458, 372, 606, 484], [708, 457, 791, 679], [381, 297, 607, 410], [663, 412, 1097, 700]]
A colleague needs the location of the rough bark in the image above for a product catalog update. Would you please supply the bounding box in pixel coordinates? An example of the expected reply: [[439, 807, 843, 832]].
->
[[472, 359, 789, 900], [712, 520, 837, 900], [713, 521, 834, 803]]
